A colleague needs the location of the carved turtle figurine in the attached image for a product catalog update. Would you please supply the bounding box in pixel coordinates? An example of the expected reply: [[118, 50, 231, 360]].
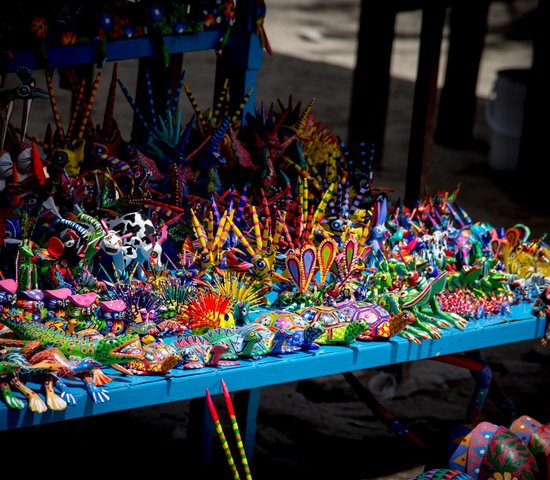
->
[[333, 300, 404, 341], [298, 305, 368, 345], [254, 309, 325, 351], [236, 324, 294, 358], [201, 328, 244, 365], [125, 342, 181, 375], [172, 335, 235, 368]]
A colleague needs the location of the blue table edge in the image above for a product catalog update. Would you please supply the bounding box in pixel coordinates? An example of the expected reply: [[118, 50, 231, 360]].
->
[[1, 302, 545, 430]]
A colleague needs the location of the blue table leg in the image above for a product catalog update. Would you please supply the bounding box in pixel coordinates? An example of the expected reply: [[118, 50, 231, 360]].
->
[[188, 397, 215, 465], [234, 387, 261, 463], [215, 0, 264, 121]]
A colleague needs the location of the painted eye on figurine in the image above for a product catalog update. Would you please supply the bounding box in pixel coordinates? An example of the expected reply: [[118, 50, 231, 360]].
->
[[359, 179, 370, 189], [92, 145, 106, 157], [7, 295, 13, 302], [380, 274, 387, 281], [17, 85, 31, 98], [254, 259, 267, 271], [81, 309, 87, 315], [65, 239, 75, 248], [242, 307, 248, 316], [399, 291, 408, 298], [26, 196, 38, 208], [57, 300, 63, 307], [52, 151, 68, 166], [118, 240, 123, 247], [331, 219, 343, 232], [201, 253, 209, 263]]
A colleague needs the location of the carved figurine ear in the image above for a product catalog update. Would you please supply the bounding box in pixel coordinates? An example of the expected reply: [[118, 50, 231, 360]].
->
[[285, 252, 302, 291], [378, 197, 387, 225]]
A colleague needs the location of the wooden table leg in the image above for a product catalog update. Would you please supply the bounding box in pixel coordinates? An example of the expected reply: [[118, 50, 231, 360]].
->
[[215, 0, 263, 123], [188, 397, 215, 465], [347, 1, 397, 165], [434, 0, 490, 148], [234, 387, 261, 464], [404, 1, 446, 207]]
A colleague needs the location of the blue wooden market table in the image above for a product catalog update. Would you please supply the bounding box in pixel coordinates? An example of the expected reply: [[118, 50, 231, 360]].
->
[[0, 302, 545, 434]]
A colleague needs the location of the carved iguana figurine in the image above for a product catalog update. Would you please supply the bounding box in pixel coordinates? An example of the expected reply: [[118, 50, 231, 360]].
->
[[0, 310, 144, 366]]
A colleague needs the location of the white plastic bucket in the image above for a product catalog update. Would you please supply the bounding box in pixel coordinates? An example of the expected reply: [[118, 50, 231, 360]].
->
[[485, 69, 528, 171]]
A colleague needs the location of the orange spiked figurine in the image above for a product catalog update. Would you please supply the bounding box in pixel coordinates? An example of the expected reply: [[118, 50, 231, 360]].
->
[[183, 290, 235, 334]]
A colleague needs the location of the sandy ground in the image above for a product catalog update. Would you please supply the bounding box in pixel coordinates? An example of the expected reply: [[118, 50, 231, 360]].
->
[[1, 1, 549, 479]]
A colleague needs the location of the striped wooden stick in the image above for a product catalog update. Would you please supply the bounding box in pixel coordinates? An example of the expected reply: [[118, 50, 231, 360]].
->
[[221, 380, 253, 480], [205, 388, 241, 480]]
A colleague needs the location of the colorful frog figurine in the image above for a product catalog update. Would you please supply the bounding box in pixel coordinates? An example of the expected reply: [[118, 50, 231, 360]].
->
[[96, 299, 126, 336], [65, 292, 99, 334], [43, 288, 72, 322], [0, 279, 18, 313], [16, 289, 45, 322]]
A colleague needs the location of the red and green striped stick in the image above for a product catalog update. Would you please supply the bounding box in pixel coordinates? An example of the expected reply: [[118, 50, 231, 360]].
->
[[205, 388, 241, 480], [221, 380, 253, 480]]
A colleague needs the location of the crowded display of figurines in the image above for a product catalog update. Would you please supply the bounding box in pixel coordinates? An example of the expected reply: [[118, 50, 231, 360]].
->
[[0, 66, 549, 413]]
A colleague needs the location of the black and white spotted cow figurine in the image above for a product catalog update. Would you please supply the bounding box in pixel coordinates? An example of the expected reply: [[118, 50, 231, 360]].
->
[[100, 212, 165, 279]]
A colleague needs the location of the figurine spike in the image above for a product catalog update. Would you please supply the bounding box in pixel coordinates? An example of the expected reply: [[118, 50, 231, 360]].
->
[[213, 78, 230, 125], [144, 67, 157, 129], [313, 182, 336, 227], [234, 184, 249, 227], [295, 98, 315, 134], [175, 114, 196, 159], [229, 219, 256, 257], [184, 84, 205, 126], [170, 70, 186, 116], [1, 101, 13, 150], [250, 205, 263, 251], [206, 210, 215, 244], [231, 87, 254, 124], [190, 209, 209, 251], [209, 117, 231, 153], [117, 78, 152, 133], [210, 193, 221, 224], [66, 77, 86, 140], [213, 209, 234, 250], [103, 63, 118, 136], [77, 71, 102, 141], [45, 71, 65, 143]]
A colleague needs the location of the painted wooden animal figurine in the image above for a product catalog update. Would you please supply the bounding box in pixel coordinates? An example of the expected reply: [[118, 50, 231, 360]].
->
[[28, 348, 105, 405], [183, 291, 235, 335], [0, 278, 18, 313], [100, 211, 165, 280], [43, 288, 72, 322]]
